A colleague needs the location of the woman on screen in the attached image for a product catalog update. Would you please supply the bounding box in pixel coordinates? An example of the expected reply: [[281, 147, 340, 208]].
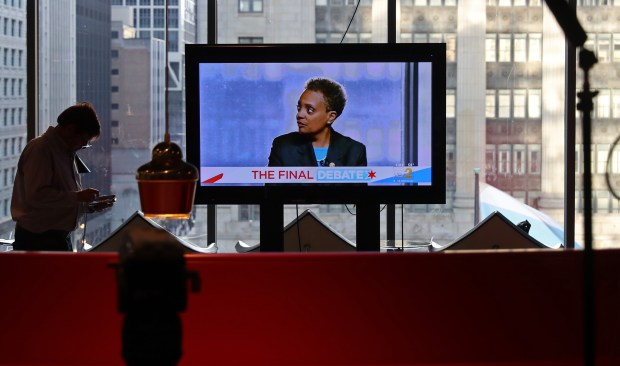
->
[[268, 77, 367, 167]]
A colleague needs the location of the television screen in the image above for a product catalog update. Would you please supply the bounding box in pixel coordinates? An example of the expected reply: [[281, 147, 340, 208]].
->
[[185, 43, 446, 204]]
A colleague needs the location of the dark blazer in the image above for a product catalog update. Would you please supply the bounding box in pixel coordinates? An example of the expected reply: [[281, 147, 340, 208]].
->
[[268, 129, 367, 167]]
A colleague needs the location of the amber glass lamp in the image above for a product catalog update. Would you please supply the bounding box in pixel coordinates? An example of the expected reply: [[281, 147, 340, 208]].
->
[[136, 0, 198, 219], [136, 138, 198, 219]]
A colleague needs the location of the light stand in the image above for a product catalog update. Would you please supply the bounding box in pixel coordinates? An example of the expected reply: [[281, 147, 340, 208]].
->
[[543, 1, 597, 365]]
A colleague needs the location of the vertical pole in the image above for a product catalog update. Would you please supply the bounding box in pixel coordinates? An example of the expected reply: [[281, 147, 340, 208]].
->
[[356, 203, 381, 251], [474, 168, 480, 226], [26, 0, 38, 141], [206, 0, 218, 246], [564, 0, 577, 250], [260, 202, 284, 252], [577, 47, 597, 366], [385, 0, 397, 246]]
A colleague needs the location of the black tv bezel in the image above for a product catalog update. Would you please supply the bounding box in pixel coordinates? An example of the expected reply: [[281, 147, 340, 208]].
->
[[185, 43, 446, 205]]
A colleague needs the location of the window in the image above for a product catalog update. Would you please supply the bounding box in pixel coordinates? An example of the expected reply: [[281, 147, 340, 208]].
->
[[613, 34, 620, 61], [486, 90, 496, 118], [238, 37, 263, 44], [513, 144, 526, 175], [498, 34, 511, 62], [597, 144, 610, 174], [608, 143, 620, 174], [597, 89, 611, 118], [486, 145, 496, 177], [139, 8, 150, 27], [513, 89, 526, 118], [498, 144, 511, 174], [498, 89, 511, 118], [238, 205, 260, 221], [528, 144, 541, 174], [485, 34, 496, 62], [239, 0, 263, 13], [446, 90, 455, 118], [528, 89, 541, 118], [529, 33, 542, 61], [514, 34, 527, 62], [445, 33, 456, 62], [597, 34, 611, 62], [153, 8, 165, 27]]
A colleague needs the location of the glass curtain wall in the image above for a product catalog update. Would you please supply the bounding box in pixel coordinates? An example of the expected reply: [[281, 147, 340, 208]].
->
[[2, 0, 619, 251]]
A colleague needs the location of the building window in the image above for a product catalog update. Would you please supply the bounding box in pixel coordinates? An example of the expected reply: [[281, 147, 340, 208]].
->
[[239, 0, 263, 13], [498, 89, 511, 118], [513, 144, 526, 175], [447, 144, 456, 175], [238, 205, 260, 221], [168, 8, 178, 28], [446, 90, 455, 118], [528, 144, 541, 174], [445, 33, 456, 62], [139, 8, 151, 27], [486, 144, 497, 178], [597, 34, 611, 62], [486, 90, 496, 118], [485, 34, 496, 62], [498, 34, 511, 62], [596, 144, 610, 174], [153, 8, 165, 27], [514, 34, 527, 62], [498, 144, 511, 174], [238, 37, 263, 44], [529, 33, 542, 61], [608, 143, 620, 173], [597, 89, 611, 118], [513, 89, 526, 118], [528, 89, 541, 118]]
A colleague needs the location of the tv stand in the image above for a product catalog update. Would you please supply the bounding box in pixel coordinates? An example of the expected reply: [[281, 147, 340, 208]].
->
[[259, 202, 381, 251]]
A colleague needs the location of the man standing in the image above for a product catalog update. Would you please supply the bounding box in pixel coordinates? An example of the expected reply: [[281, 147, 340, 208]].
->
[[11, 102, 114, 251]]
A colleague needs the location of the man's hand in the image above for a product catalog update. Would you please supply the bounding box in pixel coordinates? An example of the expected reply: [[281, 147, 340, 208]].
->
[[77, 188, 100, 203], [88, 200, 115, 213]]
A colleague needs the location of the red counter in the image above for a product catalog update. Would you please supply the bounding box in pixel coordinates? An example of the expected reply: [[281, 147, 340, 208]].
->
[[0, 250, 618, 366]]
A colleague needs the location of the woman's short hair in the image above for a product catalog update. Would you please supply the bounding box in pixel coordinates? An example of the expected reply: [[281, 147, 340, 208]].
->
[[305, 77, 347, 118], [57, 101, 101, 138]]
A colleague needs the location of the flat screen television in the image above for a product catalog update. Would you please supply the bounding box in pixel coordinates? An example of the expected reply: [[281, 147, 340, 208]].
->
[[185, 43, 446, 204]]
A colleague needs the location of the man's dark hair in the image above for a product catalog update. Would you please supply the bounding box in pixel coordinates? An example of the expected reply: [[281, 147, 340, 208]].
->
[[57, 101, 101, 138], [305, 77, 347, 118]]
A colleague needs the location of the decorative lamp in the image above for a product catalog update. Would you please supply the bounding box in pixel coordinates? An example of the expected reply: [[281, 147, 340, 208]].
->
[[136, 0, 198, 219]]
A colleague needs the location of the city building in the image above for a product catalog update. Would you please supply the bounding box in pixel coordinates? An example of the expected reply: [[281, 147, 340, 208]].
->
[[0, 0, 26, 237], [109, 6, 166, 238]]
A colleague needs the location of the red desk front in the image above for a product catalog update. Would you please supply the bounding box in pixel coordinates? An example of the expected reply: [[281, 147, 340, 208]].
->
[[0, 250, 618, 366]]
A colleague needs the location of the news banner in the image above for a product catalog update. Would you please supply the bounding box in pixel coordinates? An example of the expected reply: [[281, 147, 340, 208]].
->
[[200, 166, 432, 185]]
